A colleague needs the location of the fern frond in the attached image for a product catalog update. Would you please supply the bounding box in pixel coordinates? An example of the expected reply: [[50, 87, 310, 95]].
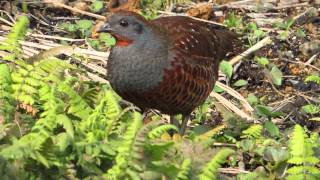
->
[[241, 124, 263, 139], [58, 78, 92, 120], [0, 15, 29, 61], [288, 125, 309, 159], [302, 104, 320, 115], [148, 124, 178, 139], [78, 90, 122, 142], [11, 58, 75, 106], [1, 84, 71, 168], [199, 148, 234, 180], [105, 112, 143, 179], [305, 75, 320, 84], [287, 124, 320, 179], [196, 125, 227, 141], [0, 64, 15, 121], [175, 158, 191, 180]]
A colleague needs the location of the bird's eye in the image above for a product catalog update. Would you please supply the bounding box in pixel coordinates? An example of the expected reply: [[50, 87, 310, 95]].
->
[[119, 19, 128, 27]]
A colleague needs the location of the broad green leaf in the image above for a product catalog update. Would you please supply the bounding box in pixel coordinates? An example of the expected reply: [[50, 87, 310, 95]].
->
[[90, 0, 104, 12], [263, 147, 288, 162], [264, 121, 280, 138], [295, 28, 306, 38], [247, 93, 259, 105], [254, 56, 269, 66], [99, 33, 116, 47], [270, 66, 283, 86], [219, 60, 233, 78], [256, 105, 282, 118], [302, 104, 320, 114], [233, 79, 248, 87], [76, 20, 93, 30], [213, 84, 224, 93], [55, 133, 72, 152]]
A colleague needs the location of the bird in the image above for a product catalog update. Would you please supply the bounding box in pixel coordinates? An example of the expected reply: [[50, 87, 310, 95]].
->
[[98, 10, 240, 134]]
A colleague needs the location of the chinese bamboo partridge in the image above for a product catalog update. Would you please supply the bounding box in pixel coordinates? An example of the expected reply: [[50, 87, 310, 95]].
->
[[98, 11, 240, 134]]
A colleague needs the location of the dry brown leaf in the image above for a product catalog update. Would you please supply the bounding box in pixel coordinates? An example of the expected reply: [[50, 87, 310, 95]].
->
[[186, 3, 213, 20], [108, 0, 141, 13]]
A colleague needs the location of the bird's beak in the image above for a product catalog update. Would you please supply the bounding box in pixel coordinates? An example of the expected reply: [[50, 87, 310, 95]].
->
[[97, 23, 112, 33]]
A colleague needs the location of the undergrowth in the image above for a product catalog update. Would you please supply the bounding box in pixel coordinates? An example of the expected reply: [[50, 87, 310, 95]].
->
[[0, 13, 319, 180]]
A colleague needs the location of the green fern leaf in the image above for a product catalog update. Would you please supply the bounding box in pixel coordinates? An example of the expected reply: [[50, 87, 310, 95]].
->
[[0, 64, 15, 121], [199, 148, 234, 180], [148, 124, 178, 139], [175, 158, 191, 180], [305, 75, 320, 84], [105, 112, 143, 179], [0, 15, 29, 60], [287, 124, 320, 179], [241, 124, 263, 139]]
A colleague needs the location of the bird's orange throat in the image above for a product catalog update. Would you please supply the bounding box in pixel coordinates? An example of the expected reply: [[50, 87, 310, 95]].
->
[[116, 39, 133, 47], [112, 33, 133, 47]]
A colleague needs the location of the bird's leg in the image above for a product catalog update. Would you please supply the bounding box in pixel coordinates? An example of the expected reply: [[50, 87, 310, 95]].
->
[[170, 115, 180, 129], [169, 115, 180, 136], [180, 114, 190, 135]]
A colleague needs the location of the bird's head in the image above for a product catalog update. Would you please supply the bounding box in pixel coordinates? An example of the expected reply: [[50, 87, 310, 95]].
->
[[98, 11, 149, 47]]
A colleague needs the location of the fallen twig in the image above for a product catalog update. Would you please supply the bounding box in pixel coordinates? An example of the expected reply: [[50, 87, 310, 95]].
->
[[229, 36, 273, 65], [218, 168, 250, 174], [210, 92, 254, 122], [43, 1, 105, 20], [215, 81, 254, 113], [158, 10, 226, 27]]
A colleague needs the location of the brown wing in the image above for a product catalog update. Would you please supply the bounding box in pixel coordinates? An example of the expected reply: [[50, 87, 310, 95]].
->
[[141, 16, 239, 115], [152, 16, 239, 61]]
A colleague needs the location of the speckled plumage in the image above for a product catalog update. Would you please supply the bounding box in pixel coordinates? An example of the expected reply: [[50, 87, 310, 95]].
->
[[101, 11, 239, 125]]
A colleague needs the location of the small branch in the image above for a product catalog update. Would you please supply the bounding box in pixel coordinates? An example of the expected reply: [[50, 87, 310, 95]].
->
[[229, 36, 273, 65], [158, 10, 226, 27], [0, 17, 14, 26], [28, 33, 85, 42], [43, 1, 106, 20], [305, 53, 319, 65], [212, 142, 237, 147], [210, 92, 254, 122], [218, 168, 250, 174], [215, 81, 254, 113]]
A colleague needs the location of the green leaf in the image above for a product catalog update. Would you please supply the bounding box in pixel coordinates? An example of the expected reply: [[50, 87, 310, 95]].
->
[[76, 20, 93, 30], [270, 66, 283, 86], [295, 28, 306, 38], [254, 56, 269, 66], [305, 75, 320, 84], [240, 139, 256, 152], [256, 105, 282, 118], [87, 39, 100, 49], [264, 121, 280, 138], [247, 93, 259, 105], [213, 84, 224, 93], [59, 22, 77, 32], [99, 33, 116, 47], [219, 60, 233, 78], [263, 147, 288, 162], [302, 104, 320, 115], [278, 31, 289, 41], [90, 0, 104, 12], [233, 79, 248, 87], [57, 114, 74, 139], [55, 132, 72, 152]]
